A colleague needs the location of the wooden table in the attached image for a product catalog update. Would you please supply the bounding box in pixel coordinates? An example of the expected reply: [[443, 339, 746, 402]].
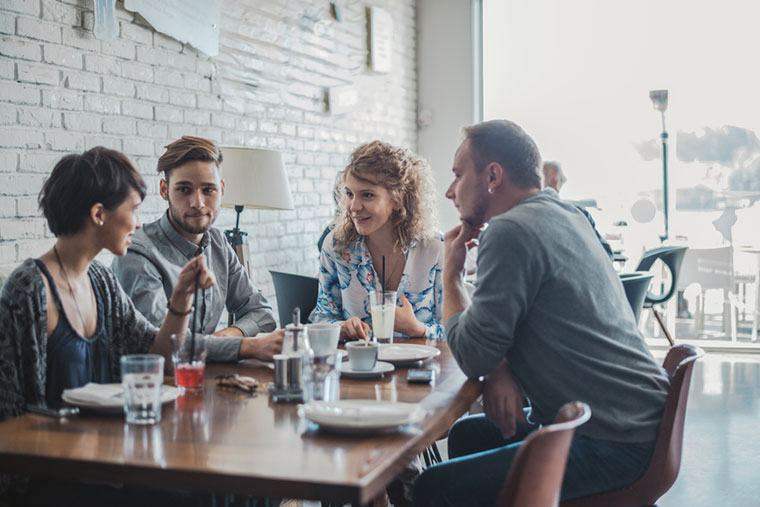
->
[[0, 340, 481, 505]]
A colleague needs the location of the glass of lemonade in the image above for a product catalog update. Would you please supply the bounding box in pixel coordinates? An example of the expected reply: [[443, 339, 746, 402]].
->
[[369, 290, 397, 343]]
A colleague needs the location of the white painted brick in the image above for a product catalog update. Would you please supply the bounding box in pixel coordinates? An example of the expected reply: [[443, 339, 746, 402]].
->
[[168, 89, 195, 107], [0, 243, 16, 263], [183, 72, 210, 92], [121, 60, 152, 82], [62, 111, 101, 132], [136, 46, 194, 70], [0, 59, 13, 79], [16, 16, 61, 43], [1, 173, 47, 196], [42, 88, 82, 110], [0, 196, 14, 216], [0, 218, 45, 239], [63, 70, 100, 91], [83, 53, 120, 75], [17, 61, 59, 85], [16, 238, 54, 258], [101, 38, 134, 59], [102, 75, 134, 97], [135, 83, 167, 102], [0, 150, 17, 172], [61, 26, 98, 51], [19, 152, 59, 173], [154, 68, 183, 88], [18, 106, 60, 127], [2, 0, 38, 15], [43, 43, 82, 68], [0, 127, 43, 148], [153, 32, 182, 51], [123, 137, 154, 156], [211, 112, 235, 129], [121, 98, 153, 119], [154, 105, 182, 123], [84, 94, 120, 114], [0, 14, 14, 34], [184, 109, 209, 126], [15, 196, 37, 215], [136, 121, 166, 139], [41, 0, 80, 25], [102, 116, 135, 135], [120, 21, 152, 45], [259, 121, 277, 133], [45, 130, 83, 151], [196, 93, 222, 111], [0, 35, 41, 60], [83, 134, 121, 151], [0, 103, 15, 124], [236, 118, 257, 132]]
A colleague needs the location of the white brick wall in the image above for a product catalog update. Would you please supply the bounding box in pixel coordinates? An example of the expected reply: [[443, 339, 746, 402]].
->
[[0, 0, 418, 310]]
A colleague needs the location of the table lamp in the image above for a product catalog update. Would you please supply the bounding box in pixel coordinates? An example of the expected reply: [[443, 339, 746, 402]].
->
[[220, 147, 294, 275]]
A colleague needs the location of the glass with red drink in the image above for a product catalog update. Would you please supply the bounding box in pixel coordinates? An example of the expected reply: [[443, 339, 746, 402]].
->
[[171, 334, 207, 391]]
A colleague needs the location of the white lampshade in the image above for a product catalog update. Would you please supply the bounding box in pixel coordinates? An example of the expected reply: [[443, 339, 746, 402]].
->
[[220, 147, 294, 210]]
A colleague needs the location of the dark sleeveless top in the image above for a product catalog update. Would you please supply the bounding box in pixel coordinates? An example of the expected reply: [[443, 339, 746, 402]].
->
[[34, 260, 110, 407]]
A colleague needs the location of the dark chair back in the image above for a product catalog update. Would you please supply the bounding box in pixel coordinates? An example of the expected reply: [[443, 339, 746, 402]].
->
[[497, 402, 591, 507], [269, 271, 319, 326], [635, 246, 688, 306], [561, 344, 704, 507], [619, 272, 654, 323]]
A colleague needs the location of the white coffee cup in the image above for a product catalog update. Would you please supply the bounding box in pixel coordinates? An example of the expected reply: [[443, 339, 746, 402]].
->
[[306, 322, 341, 357], [346, 340, 379, 371]]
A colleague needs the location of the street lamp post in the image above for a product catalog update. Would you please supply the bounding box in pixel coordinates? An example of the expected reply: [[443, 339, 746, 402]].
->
[[650, 89, 669, 242]]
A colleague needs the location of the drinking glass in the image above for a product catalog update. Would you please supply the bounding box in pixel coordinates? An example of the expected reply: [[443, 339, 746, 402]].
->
[[121, 354, 164, 425], [171, 334, 207, 392], [369, 290, 397, 343], [303, 352, 341, 402]]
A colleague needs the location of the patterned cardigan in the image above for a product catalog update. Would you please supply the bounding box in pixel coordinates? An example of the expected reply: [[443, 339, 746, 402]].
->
[[0, 259, 157, 497]]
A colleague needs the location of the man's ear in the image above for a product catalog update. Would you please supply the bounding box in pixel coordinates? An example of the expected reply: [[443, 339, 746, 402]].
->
[[159, 178, 169, 200], [486, 162, 505, 190], [220, 178, 225, 196]]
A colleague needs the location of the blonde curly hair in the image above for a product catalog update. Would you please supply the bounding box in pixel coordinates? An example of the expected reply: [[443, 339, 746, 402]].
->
[[333, 140, 439, 252]]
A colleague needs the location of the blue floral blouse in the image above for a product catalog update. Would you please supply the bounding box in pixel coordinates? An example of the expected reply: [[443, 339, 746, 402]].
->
[[310, 230, 445, 340]]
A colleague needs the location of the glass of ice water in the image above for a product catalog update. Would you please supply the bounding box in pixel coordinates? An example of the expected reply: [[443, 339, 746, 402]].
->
[[369, 290, 397, 343], [121, 354, 164, 425]]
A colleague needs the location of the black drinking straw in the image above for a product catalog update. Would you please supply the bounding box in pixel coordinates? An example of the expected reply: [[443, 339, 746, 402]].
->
[[382, 255, 386, 294], [190, 270, 199, 362]]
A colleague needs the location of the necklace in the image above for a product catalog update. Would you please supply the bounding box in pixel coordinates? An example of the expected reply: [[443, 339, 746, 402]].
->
[[53, 245, 89, 335]]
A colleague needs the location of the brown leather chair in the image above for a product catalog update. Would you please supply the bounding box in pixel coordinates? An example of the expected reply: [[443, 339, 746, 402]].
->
[[496, 401, 591, 507], [562, 344, 704, 507]]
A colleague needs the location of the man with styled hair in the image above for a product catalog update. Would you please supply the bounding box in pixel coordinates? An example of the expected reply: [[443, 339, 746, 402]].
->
[[112, 136, 282, 362], [542, 160, 566, 192], [413, 120, 669, 505]]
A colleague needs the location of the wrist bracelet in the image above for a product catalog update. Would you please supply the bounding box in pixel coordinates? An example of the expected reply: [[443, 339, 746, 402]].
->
[[167, 300, 193, 316]]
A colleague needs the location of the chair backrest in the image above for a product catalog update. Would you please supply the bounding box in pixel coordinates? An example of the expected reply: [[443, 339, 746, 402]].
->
[[497, 402, 591, 507], [560, 344, 703, 507], [635, 246, 688, 306], [619, 272, 654, 323], [676, 246, 734, 291], [269, 271, 319, 326]]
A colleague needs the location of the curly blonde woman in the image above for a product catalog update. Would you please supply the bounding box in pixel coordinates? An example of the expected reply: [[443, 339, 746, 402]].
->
[[310, 140, 444, 340]]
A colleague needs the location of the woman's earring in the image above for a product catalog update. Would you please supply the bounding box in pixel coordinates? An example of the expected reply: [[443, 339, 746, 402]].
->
[[488, 187, 494, 194]]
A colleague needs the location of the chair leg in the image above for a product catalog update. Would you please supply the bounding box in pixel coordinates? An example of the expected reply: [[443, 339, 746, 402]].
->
[[652, 307, 675, 346]]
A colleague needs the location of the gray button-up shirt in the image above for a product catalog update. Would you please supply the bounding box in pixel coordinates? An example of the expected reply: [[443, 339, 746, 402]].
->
[[112, 212, 276, 362]]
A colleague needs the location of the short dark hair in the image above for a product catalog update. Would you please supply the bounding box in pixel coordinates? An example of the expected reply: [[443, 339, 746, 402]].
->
[[463, 120, 542, 189], [38, 147, 147, 236], [157, 136, 222, 180]]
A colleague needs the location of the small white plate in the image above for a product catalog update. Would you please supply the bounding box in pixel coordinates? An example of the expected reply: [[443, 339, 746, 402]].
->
[[338, 360, 395, 379], [62, 384, 179, 414], [378, 344, 441, 365], [299, 400, 426, 434]]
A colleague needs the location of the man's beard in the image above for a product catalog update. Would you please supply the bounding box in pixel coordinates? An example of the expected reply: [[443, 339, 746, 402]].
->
[[167, 199, 214, 235], [461, 189, 489, 229]]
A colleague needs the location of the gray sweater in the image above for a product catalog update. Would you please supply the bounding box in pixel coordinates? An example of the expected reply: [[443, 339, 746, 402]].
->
[[447, 189, 669, 443]]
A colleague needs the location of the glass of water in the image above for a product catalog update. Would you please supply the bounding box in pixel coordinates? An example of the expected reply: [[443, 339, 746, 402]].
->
[[121, 354, 164, 425], [369, 290, 397, 343]]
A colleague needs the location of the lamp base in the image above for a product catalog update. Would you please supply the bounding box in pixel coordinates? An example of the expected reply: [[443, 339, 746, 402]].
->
[[224, 228, 251, 276]]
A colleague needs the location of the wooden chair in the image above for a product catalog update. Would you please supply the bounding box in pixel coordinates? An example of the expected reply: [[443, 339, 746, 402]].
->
[[496, 401, 591, 507], [562, 344, 704, 507]]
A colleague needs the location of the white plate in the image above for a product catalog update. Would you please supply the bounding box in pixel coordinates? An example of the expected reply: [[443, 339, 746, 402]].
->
[[378, 344, 441, 365], [338, 360, 395, 379], [299, 400, 426, 434], [62, 384, 179, 414]]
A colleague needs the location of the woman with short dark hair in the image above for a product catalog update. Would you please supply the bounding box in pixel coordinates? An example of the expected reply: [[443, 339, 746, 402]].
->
[[0, 147, 214, 504]]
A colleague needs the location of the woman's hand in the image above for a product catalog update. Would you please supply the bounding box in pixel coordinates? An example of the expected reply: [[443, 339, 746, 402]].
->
[[340, 317, 370, 341], [170, 255, 216, 313], [394, 295, 426, 338]]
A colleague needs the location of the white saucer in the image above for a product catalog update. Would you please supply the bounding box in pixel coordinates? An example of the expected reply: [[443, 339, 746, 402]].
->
[[299, 400, 426, 434], [378, 344, 441, 365], [339, 360, 395, 379], [62, 383, 179, 414]]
